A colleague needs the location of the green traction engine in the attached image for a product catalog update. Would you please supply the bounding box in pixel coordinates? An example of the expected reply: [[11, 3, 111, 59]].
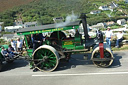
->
[[17, 14, 114, 72]]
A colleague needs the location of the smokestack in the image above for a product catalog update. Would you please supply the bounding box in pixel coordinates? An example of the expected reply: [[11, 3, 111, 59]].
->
[[80, 13, 89, 46]]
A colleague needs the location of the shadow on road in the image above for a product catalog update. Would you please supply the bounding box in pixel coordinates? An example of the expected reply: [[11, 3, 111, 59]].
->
[[56, 53, 93, 71], [56, 53, 122, 71], [2, 59, 28, 72], [110, 53, 122, 68]]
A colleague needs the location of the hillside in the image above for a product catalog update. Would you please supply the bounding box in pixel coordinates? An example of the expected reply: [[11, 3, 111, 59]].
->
[[0, 0, 35, 12], [0, 0, 128, 26]]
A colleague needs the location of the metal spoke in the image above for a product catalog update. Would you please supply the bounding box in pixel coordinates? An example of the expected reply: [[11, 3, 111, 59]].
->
[[35, 60, 44, 67]]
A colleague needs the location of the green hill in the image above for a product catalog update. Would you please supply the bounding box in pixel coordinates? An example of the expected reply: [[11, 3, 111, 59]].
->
[[0, 0, 128, 26]]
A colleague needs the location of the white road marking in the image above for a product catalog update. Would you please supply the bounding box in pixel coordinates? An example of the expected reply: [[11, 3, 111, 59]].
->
[[32, 72, 128, 77]]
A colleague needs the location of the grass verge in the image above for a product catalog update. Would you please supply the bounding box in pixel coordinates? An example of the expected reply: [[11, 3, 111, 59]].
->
[[112, 44, 128, 51]]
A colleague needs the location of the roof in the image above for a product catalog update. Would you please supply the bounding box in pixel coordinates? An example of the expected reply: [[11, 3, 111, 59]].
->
[[5, 26, 23, 29], [17, 20, 80, 34], [3, 34, 14, 38], [110, 1, 118, 8], [90, 23, 105, 28], [117, 19, 126, 22], [24, 21, 37, 25]]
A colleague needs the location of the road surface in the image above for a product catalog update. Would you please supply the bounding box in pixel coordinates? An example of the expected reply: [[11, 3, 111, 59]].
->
[[0, 50, 128, 85]]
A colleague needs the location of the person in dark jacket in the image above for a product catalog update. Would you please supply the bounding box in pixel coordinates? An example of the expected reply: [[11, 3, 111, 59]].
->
[[8, 45, 15, 52], [31, 33, 44, 72], [32, 33, 44, 52], [8, 45, 20, 56]]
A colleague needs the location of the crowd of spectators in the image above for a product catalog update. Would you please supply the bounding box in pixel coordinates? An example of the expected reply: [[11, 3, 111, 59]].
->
[[1, 38, 23, 60], [105, 27, 124, 48]]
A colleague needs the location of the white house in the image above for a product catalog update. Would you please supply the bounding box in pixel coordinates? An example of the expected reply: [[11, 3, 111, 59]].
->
[[90, 10, 101, 14], [99, 6, 109, 10], [117, 19, 126, 25], [53, 17, 64, 23], [4, 26, 23, 33], [24, 21, 37, 28], [1, 33, 24, 42], [90, 23, 105, 29], [1, 34, 14, 42]]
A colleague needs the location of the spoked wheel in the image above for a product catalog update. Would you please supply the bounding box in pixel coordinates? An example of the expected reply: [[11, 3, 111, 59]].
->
[[91, 46, 114, 67], [32, 45, 59, 72]]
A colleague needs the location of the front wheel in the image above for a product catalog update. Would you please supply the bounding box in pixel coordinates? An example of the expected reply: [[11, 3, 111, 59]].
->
[[32, 45, 59, 72]]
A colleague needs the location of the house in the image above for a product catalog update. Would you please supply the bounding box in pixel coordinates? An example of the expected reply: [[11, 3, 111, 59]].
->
[[53, 17, 64, 23], [99, 5, 109, 10], [1, 34, 14, 42], [109, 1, 118, 9], [24, 21, 37, 28], [117, 19, 126, 25], [90, 10, 101, 14], [4, 26, 23, 33], [14, 18, 23, 26], [1, 33, 24, 42], [90, 23, 105, 29]]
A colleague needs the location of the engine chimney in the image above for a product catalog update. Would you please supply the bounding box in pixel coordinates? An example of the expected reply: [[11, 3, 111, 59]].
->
[[80, 13, 89, 47]]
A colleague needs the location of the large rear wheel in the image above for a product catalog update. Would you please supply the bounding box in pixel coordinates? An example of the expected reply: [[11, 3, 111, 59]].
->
[[32, 45, 59, 72]]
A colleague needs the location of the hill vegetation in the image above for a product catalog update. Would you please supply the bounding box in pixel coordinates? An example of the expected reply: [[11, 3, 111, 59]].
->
[[0, 0, 128, 26]]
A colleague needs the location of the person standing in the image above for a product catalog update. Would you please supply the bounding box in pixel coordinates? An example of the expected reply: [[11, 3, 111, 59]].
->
[[31, 33, 44, 72], [105, 27, 113, 47], [17, 38, 23, 52], [10, 39, 17, 51], [115, 31, 124, 48], [32, 33, 44, 52]]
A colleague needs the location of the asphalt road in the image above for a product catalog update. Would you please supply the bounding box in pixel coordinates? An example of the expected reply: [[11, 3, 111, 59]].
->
[[0, 50, 128, 85]]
